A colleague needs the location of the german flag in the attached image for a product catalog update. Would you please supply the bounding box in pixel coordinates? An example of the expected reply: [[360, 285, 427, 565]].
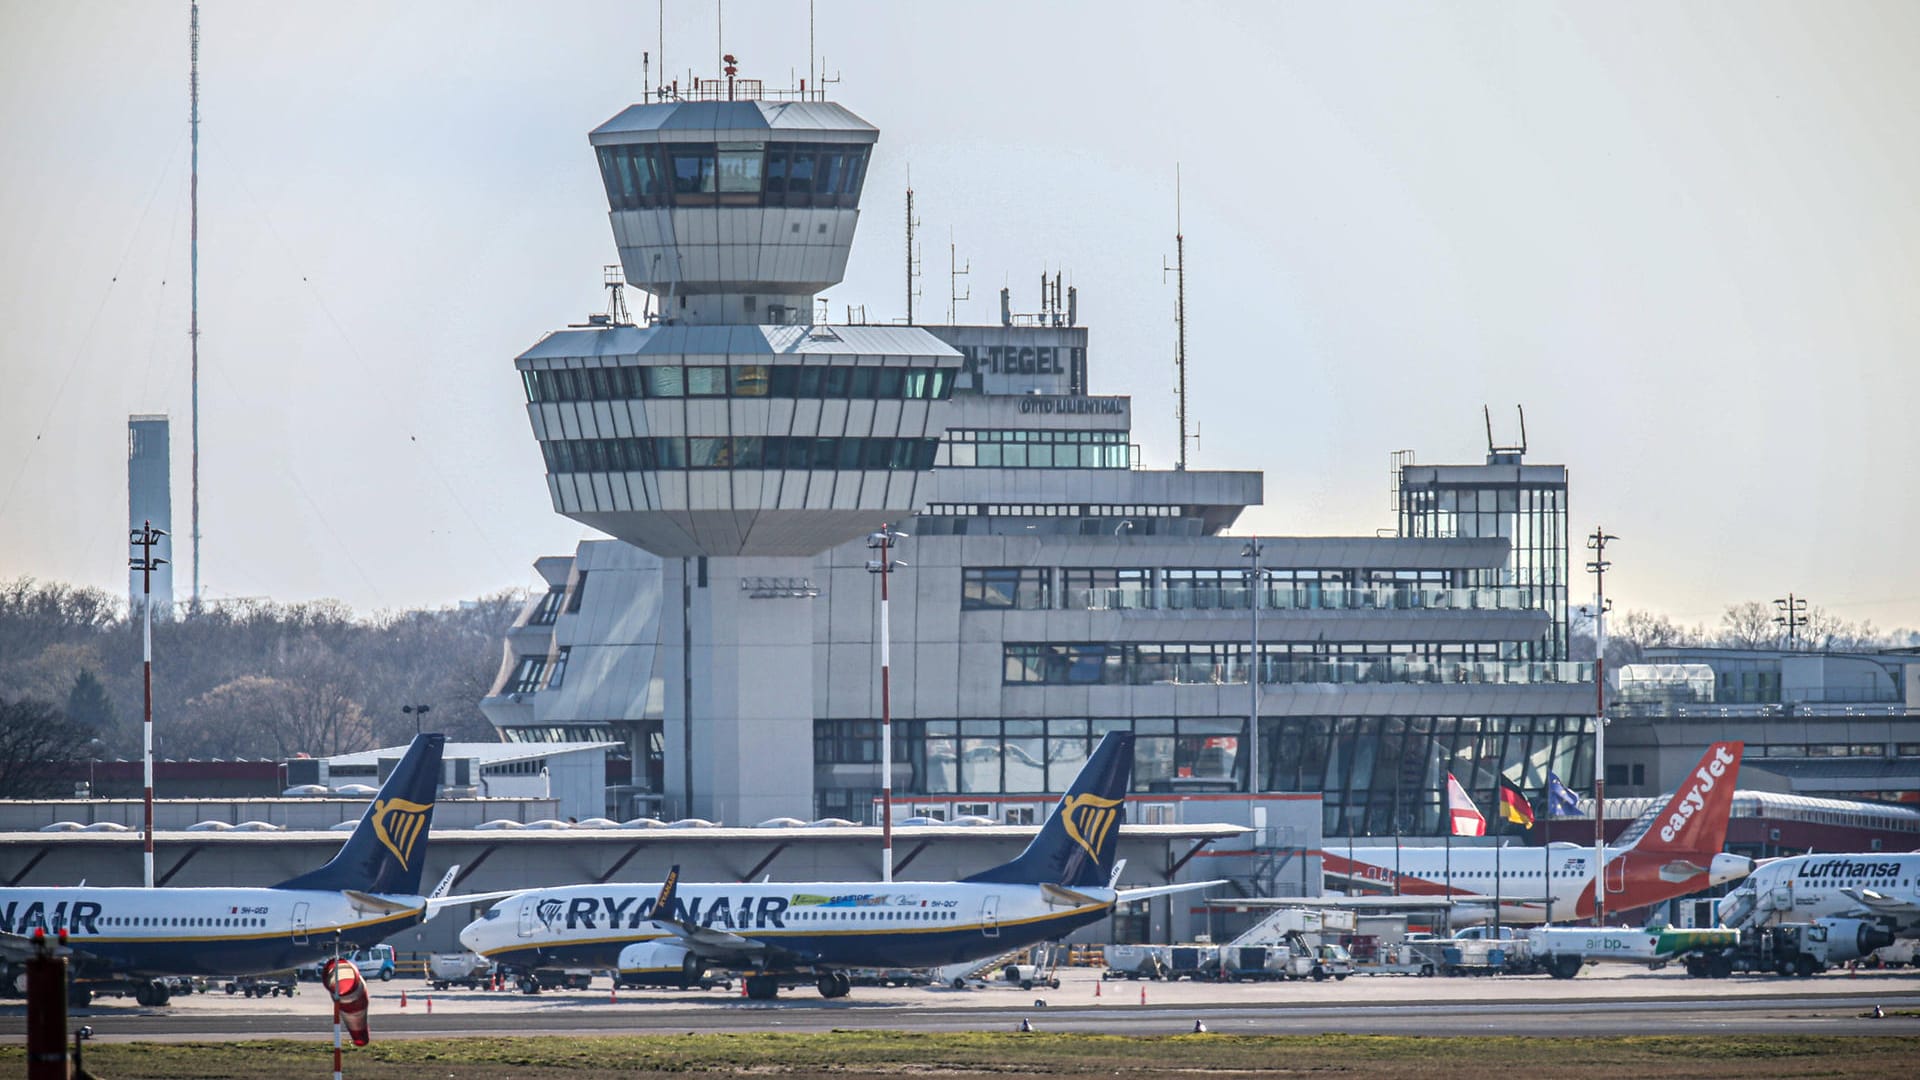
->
[[1498, 776, 1535, 829]]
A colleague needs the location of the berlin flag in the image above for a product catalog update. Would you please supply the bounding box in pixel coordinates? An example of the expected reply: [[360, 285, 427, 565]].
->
[[1446, 772, 1486, 836]]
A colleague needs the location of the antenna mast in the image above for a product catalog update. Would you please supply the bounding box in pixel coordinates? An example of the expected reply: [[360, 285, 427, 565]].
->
[[189, 1, 203, 611], [947, 228, 969, 324], [1163, 167, 1190, 471], [904, 175, 921, 324]]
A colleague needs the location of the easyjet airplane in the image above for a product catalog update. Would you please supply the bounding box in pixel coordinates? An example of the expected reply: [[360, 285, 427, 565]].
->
[[1322, 741, 1752, 923], [460, 731, 1220, 1000], [0, 733, 483, 1007]]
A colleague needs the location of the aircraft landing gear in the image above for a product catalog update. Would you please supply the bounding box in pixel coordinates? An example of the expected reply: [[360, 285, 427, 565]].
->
[[745, 974, 780, 1000], [815, 971, 851, 999], [134, 980, 173, 1007]]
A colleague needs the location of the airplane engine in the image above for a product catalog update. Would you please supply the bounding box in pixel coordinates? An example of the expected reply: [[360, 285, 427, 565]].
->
[[616, 941, 703, 987], [1816, 917, 1897, 964]]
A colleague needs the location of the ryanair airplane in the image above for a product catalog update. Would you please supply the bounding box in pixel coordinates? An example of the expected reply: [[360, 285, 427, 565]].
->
[[0, 733, 474, 1007], [460, 732, 1219, 1000]]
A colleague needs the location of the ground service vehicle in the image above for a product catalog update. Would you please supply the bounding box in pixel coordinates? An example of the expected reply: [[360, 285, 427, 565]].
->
[[1686, 919, 1896, 978]]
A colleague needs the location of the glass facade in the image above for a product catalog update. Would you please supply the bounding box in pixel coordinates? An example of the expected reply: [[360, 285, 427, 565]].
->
[[596, 141, 871, 211], [523, 365, 957, 404], [814, 715, 1592, 837], [1260, 715, 1595, 837], [957, 565, 1528, 614], [1400, 471, 1568, 659], [542, 436, 939, 473], [999, 642, 1584, 687], [936, 429, 1131, 469]]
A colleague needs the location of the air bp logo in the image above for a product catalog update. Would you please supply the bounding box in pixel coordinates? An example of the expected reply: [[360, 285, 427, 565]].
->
[[1061, 793, 1122, 863], [371, 797, 431, 870]]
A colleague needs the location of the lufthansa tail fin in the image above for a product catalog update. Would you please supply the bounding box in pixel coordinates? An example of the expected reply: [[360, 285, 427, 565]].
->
[[963, 731, 1133, 888], [1627, 741, 1743, 856], [275, 733, 445, 896]]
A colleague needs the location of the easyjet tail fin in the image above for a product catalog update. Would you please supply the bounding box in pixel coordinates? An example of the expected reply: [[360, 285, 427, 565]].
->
[[1626, 741, 1742, 856], [963, 731, 1133, 888], [275, 733, 445, 895]]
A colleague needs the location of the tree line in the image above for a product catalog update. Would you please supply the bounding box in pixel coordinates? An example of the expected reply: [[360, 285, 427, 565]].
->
[[0, 577, 523, 797], [1570, 600, 1916, 666]]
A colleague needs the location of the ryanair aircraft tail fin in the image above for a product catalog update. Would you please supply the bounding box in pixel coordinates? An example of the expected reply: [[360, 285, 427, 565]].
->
[[275, 733, 445, 896], [964, 731, 1133, 888]]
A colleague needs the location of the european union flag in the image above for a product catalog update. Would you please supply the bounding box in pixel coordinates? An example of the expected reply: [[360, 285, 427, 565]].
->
[[1547, 771, 1582, 817]]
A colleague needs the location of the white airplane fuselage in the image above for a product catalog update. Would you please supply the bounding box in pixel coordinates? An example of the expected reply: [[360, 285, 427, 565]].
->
[[0, 886, 425, 978], [462, 879, 1115, 974], [1720, 853, 1920, 933]]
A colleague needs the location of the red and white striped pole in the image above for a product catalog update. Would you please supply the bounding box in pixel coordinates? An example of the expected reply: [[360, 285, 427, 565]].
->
[[129, 520, 166, 889], [331, 998, 343, 1080], [866, 524, 907, 884]]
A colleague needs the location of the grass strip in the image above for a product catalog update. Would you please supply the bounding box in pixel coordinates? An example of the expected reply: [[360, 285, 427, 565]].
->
[[6, 1031, 1917, 1079]]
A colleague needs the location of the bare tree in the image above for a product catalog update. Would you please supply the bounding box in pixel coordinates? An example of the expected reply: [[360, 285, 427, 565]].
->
[[1717, 601, 1781, 650], [0, 696, 96, 797]]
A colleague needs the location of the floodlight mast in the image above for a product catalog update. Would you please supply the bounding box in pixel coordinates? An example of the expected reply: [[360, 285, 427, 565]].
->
[[129, 520, 169, 888], [866, 524, 909, 881]]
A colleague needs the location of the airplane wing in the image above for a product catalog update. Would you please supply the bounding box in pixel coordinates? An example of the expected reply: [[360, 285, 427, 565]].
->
[[343, 890, 419, 915], [641, 865, 772, 958], [1115, 879, 1228, 904], [423, 889, 528, 919], [1041, 884, 1106, 907], [1842, 888, 1920, 923]]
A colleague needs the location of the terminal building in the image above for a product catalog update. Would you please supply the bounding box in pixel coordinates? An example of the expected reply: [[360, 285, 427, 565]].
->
[[475, 79, 1601, 916]]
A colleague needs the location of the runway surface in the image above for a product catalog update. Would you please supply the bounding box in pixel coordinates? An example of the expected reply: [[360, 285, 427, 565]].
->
[[7, 967, 1920, 1040]]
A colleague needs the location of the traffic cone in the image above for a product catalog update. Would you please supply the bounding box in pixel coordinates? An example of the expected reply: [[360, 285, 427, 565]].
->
[[1094, 980, 1101, 999], [1139, 985, 1146, 1006], [426, 995, 433, 1014], [611, 983, 618, 1004], [399, 989, 408, 1008]]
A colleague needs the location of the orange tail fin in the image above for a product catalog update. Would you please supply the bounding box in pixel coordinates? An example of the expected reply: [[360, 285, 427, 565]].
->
[[1627, 741, 1743, 855]]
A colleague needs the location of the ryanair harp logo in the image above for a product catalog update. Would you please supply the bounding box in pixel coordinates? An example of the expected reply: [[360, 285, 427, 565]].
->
[[1061, 793, 1123, 863], [372, 797, 430, 870]]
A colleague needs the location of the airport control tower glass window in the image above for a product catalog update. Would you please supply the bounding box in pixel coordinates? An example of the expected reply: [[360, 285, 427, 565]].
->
[[524, 364, 957, 403], [597, 142, 871, 211]]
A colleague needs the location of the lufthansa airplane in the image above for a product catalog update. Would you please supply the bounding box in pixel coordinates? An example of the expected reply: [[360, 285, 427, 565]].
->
[[1716, 850, 1920, 959], [461, 731, 1220, 999], [1321, 741, 1753, 923], [0, 733, 478, 1006]]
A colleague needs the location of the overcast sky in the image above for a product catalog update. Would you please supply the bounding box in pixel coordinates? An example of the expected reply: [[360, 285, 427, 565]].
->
[[2, 1, 1915, 632]]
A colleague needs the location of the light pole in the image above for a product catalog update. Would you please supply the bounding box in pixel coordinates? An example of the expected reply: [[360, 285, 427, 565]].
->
[[1241, 537, 1263, 796], [865, 524, 908, 883], [1773, 594, 1807, 650], [129, 520, 168, 889], [1585, 527, 1617, 928], [402, 704, 432, 737]]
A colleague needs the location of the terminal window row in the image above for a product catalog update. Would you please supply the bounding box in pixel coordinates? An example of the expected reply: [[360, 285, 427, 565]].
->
[[597, 141, 870, 211], [963, 566, 1479, 611], [523, 364, 957, 404], [925, 503, 1183, 518], [936, 429, 1132, 470], [1003, 641, 1506, 685], [814, 716, 1245, 795], [543, 435, 939, 472]]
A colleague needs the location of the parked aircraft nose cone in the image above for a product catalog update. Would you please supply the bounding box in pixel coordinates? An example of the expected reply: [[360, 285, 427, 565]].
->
[[458, 918, 485, 954], [1708, 852, 1754, 885]]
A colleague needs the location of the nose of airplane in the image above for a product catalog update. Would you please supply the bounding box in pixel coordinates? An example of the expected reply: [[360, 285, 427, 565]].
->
[[1708, 852, 1754, 885], [457, 916, 486, 954]]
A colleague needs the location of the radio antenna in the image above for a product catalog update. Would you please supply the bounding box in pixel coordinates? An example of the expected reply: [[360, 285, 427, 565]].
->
[[189, 1, 203, 610], [904, 170, 922, 324], [947, 228, 970, 324], [1162, 166, 1191, 471]]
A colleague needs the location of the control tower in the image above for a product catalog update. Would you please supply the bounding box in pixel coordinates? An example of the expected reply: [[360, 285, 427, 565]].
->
[[510, 86, 959, 822]]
